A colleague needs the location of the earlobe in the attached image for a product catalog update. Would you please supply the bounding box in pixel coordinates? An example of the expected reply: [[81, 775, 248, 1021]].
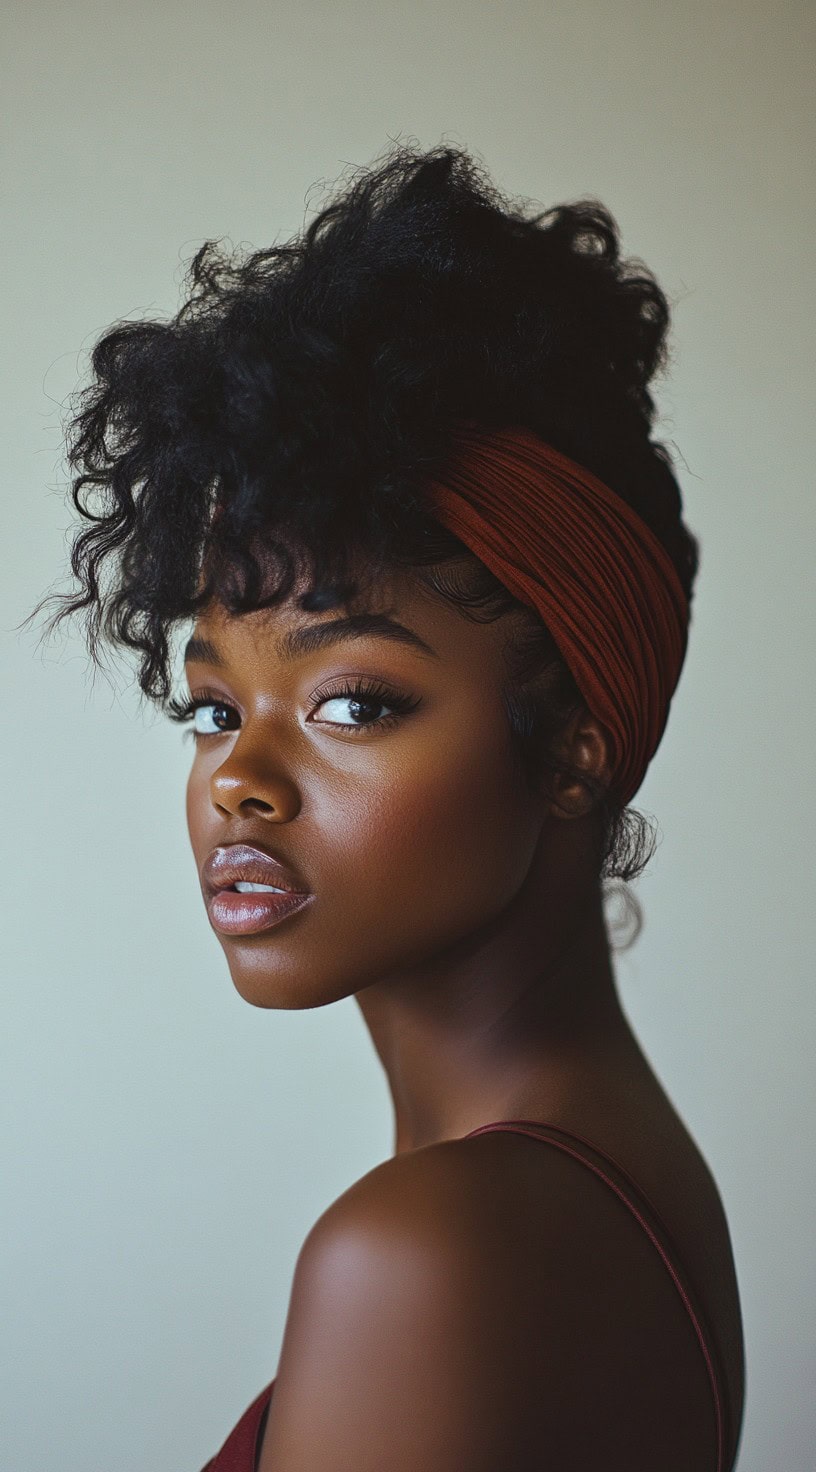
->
[[548, 710, 613, 820]]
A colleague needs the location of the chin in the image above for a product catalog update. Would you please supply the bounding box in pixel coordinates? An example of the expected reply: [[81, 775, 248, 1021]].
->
[[219, 943, 356, 1011]]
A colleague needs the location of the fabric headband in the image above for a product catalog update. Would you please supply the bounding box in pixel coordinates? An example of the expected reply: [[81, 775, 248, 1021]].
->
[[422, 421, 690, 807]]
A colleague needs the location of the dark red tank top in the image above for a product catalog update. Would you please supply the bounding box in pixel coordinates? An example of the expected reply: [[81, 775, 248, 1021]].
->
[[200, 1119, 736, 1472]]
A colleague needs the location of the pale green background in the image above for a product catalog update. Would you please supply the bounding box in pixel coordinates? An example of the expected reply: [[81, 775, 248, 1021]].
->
[[3, 3, 814, 1468]]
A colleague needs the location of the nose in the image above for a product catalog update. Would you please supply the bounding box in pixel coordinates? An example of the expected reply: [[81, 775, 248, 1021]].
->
[[209, 731, 301, 821]]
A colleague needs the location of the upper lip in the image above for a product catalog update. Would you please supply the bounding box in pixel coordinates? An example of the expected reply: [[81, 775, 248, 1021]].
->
[[202, 843, 312, 898]]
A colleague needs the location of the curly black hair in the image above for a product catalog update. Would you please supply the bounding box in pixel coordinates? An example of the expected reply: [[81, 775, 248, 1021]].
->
[[33, 138, 699, 898]]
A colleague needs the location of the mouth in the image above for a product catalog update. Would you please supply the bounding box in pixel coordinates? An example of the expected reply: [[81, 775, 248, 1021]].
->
[[202, 844, 313, 936]]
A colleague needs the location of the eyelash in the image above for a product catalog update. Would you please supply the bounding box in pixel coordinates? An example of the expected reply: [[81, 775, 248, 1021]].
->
[[166, 677, 421, 737]]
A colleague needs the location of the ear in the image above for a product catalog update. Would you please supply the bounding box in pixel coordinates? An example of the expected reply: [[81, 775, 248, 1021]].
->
[[548, 706, 613, 819]]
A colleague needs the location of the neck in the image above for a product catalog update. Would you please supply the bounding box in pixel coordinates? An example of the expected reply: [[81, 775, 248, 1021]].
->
[[355, 832, 642, 1156]]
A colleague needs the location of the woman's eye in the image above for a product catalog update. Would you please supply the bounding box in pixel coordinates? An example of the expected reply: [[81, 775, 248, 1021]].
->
[[193, 702, 239, 735], [314, 695, 391, 727]]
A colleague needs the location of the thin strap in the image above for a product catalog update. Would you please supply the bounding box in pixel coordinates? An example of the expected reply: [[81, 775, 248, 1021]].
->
[[200, 1378, 274, 1472], [463, 1118, 730, 1472]]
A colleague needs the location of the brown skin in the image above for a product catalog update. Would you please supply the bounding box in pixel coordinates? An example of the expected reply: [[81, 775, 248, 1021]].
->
[[184, 562, 745, 1471]]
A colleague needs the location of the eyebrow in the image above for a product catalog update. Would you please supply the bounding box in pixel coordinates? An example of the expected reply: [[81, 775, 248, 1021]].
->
[[183, 613, 439, 668]]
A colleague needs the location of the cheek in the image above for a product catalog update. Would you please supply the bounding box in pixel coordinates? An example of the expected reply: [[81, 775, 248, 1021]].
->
[[185, 763, 202, 841], [326, 714, 539, 948], [185, 758, 215, 859]]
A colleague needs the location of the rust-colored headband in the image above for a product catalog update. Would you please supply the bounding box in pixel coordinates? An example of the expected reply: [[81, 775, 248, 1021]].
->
[[422, 422, 690, 807]]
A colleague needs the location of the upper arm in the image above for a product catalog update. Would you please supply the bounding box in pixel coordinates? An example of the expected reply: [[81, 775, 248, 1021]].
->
[[256, 1147, 515, 1472]]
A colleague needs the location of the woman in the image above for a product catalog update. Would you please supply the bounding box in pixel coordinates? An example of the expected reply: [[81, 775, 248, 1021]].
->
[[39, 141, 745, 1470]]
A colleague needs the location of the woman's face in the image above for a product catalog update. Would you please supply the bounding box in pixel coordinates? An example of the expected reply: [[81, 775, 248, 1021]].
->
[[183, 564, 552, 1009]]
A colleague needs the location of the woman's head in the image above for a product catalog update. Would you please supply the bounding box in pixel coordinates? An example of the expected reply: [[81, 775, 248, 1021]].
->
[[38, 139, 699, 927]]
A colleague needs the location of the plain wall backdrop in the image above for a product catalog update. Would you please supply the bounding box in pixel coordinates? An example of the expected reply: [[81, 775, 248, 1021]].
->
[[3, 2, 814, 1468]]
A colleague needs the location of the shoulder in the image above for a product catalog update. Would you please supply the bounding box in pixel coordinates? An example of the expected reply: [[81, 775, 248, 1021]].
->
[[258, 1133, 718, 1472], [288, 1130, 610, 1312]]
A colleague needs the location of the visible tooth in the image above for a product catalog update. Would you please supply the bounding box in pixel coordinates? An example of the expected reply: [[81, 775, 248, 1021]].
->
[[233, 881, 286, 893]]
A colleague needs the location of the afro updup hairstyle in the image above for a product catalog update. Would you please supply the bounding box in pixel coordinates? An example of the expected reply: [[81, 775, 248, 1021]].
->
[[34, 138, 700, 893]]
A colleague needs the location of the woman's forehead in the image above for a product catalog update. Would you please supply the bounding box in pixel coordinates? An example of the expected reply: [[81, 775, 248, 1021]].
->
[[188, 563, 516, 672]]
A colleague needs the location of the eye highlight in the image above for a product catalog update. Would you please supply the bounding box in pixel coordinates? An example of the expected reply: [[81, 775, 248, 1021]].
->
[[193, 702, 239, 735]]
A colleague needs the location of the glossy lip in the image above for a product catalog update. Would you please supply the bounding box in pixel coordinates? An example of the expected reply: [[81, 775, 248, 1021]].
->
[[201, 842, 314, 937], [202, 842, 311, 899], [207, 887, 313, 936]]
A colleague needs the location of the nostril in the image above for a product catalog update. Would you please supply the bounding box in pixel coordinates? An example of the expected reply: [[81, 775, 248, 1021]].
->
[[209, 768, 301, 824]]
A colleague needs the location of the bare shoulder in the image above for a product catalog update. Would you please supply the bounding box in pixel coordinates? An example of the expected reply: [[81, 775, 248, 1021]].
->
[[257, 1134, 720, 1472]]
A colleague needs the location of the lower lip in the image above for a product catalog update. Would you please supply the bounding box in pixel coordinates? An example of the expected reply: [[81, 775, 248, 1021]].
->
[[207, 889, 313, 936]]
